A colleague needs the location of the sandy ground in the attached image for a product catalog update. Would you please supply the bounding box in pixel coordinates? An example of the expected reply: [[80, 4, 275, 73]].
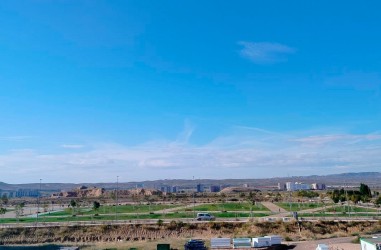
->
[[1, 205, 64, 218]]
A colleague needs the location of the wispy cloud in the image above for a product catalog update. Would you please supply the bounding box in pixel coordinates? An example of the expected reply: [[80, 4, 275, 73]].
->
[[238, 41, 295, 64], [0, 136, 33, 142], [1, 128, 381, 183], [61, 144, 85, 149], [292, 134, 381, 146]]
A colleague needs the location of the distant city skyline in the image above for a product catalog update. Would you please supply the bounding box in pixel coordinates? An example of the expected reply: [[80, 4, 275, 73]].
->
[[1, 1, 381, 183]]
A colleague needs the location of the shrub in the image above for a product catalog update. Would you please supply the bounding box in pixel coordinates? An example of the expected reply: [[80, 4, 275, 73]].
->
[[157, 219, 163, 226], [284, 236, 293, 241]]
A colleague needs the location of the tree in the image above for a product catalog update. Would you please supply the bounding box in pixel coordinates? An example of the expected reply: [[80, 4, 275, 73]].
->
[[43, 203, 49, 213], [1, 194, 8, 205], [0, 207, 7, 217], [350, 194, 361, 204], [70, 199, 77, 208], [93, 201, 101, 211], [359, 183, 371, 197], [70, 199, 77, 216], [296, 190, 319, 198], [110, 191, 116, 200], [375, 196, 381, 205], [15, 203, 25, 221]]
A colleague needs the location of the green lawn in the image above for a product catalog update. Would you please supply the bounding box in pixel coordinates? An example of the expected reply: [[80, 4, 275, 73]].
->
[[0, 211, 270, 224], [298, 212, 381, 218], [215, 212, 269, 218], [43, 204, 179, 217], [42, 210, 71, 216], [276, 202, 325, 211], [191, 202, 269, 212], [326, 206, 377, 213]]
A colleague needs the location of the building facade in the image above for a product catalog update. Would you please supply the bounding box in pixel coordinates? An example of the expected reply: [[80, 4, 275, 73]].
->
[[286, 182, 311, 191]]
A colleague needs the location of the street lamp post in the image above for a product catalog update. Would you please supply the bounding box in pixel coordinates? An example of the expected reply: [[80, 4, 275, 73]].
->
[[193, 176, 195, 219], [115, 176, 119, 221], [36, 178, 42, 225]]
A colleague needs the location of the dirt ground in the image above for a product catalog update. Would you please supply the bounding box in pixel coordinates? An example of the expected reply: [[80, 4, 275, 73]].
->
[[79, 237, 360, 250], [288, 236, 359, 250], [81, 238, 187, 250]]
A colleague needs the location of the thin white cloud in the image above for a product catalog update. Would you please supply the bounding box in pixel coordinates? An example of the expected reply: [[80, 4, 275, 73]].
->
[[0, 136, 33, 141], [238, 41, 295, 64], [1, 129, 381, 183], [292, 134, 381, 146], [174, 119, 195, 145], [61, 144, 85, 149]]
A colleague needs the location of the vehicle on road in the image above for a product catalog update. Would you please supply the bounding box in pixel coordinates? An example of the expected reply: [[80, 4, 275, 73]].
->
[[196, 212, 215, 221]]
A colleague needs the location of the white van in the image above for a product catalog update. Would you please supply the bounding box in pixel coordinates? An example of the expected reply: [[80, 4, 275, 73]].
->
[[196, 213, 215, 221]]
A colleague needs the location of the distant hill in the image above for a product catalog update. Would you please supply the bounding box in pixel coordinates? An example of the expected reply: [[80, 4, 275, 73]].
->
[[1, 172, 380, 192]]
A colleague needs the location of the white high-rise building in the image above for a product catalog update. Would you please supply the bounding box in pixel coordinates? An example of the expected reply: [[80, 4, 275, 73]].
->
[[286, 182, 311, 191]]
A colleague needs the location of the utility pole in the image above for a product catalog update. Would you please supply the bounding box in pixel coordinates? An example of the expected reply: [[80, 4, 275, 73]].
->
[[345, 182, 350, 218]]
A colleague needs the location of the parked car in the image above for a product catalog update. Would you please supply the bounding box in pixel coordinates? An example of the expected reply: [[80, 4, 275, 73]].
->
[[196, 212, 215, 221]]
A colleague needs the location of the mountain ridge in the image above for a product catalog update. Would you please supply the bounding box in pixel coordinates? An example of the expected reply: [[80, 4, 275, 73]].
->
[[1, 172, 380, 191]]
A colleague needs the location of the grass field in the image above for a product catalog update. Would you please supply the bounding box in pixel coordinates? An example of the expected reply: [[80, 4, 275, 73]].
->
[[43, 204, 179, 217], [191, 202, 269, 212], [298, 212, 381, 218], [276, 202, 326, 211], [0, 211, 270, 224], [325, 206, 377, 213]]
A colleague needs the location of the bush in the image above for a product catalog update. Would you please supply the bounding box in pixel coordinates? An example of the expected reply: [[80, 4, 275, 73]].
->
[[157, 219, 163, 226], [351, 236, 360, 244], [166, 220, 184, 230], [284, 236, 293, 241], [185, 223, 197, 230], [210, 222, 221, 230]]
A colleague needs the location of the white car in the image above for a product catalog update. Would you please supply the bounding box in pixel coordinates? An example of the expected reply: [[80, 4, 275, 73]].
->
[[196, 213, 215, 221]]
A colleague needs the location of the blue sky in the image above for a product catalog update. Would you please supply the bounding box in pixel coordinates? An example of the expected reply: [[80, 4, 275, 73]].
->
[[1, 1, 381, 183]]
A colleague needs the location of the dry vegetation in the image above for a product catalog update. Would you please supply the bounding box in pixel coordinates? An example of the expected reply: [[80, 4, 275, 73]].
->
[[0, 220, 380, 247]]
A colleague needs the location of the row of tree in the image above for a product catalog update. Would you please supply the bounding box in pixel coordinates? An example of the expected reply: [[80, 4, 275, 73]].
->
[[328, 183, 376, 204]]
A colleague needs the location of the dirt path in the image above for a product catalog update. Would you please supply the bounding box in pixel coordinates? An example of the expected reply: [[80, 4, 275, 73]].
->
[[261, 202, 287, 213], [261, 203, 341, 218], [156, 203, 198, 213]]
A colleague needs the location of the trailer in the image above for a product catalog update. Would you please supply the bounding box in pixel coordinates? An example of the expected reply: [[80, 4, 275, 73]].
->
[[265, 235, 282, 245], [252, 237, 271, 248], [211, 238, 231, 249], [232, 238, 252, 248]]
